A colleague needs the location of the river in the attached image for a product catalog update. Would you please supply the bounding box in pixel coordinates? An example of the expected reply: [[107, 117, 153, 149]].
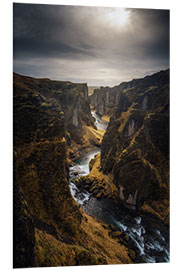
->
[[69, 110, 169, 264]]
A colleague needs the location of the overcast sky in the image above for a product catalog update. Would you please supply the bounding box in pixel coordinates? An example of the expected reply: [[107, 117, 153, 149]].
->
[[13, 3, 169, 86]]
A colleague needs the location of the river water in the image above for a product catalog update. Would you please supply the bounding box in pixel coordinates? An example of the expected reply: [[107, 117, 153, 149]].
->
[[69, 110, 169, 264], [91, 111, 108, 130]]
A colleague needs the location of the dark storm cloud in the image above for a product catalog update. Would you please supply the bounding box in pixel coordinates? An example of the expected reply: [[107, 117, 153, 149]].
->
[[126, 8, 169, 60], [13, 3, 169, 86], [13, 4, 96, 59], [14, 37, 94, 59]]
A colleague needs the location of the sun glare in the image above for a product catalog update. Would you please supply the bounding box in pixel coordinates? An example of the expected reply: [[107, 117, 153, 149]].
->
[[106, 8, 129, 28]]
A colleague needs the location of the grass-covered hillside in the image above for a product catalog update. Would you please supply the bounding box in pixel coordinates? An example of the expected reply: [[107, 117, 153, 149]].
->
[[13, 73, 133, 268]]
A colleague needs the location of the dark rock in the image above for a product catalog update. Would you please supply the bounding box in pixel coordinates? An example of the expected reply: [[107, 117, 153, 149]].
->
[[97, 69, 169, 221], [14, 73, 90, 267], [13, 180, 35, 268]]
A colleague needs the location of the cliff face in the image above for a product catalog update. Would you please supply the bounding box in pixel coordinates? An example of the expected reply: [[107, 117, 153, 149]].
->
[[13, 73, 83, 267], [13, 180, 35, 268], [13, 72, 96, 228], [89, 86, 116, 116], [13, 73, 132, 267], [99, 70, 169, 221], [90, 70, 169, 118], [14, 73, 94, 143]]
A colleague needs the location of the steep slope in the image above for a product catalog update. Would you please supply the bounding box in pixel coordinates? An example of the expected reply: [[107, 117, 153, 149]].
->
[[13, 73, 132, 267], [90, 70, 169, 118], [14, 73, 96, 159], [13, 180, 35, 268], [89, 86, 113, 116], [92, 70, 169, 222], [13, 73, 82, 267]]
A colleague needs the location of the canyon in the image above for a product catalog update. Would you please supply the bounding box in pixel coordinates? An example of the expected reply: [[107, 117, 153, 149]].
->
[[13, 69, 169, 267], [91, 69, 169, 222]]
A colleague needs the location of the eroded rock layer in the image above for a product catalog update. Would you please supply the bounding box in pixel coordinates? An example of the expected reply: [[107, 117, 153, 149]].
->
[[94, 70, 169, 221], [13, 73, 132, 267]]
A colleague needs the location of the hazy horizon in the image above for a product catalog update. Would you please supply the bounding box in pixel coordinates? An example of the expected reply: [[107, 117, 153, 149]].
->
[[14, 68, 169, 88]]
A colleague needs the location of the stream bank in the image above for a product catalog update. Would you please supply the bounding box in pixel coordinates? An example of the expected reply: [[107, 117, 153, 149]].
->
[[69, 110, 169, 264]]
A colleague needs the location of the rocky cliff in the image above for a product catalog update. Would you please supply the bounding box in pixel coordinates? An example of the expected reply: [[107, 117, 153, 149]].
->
[[13, 73, 83, 267], [90, 70, 169, 118], [13, 73, 132, 267], [89, 86, 116, 116], [98, 70, 169, 221]]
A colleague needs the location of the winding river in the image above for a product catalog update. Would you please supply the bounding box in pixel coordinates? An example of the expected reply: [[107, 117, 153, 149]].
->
[[69, 111, 169, 264]]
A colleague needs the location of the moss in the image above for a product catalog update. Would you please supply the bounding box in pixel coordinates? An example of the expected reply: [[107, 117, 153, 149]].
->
[[14, 70, 169, 267], [101, 115, 110, 122], [14, 72, 86, 263], [83, 125, 105, 146], [34, 213, 133, 267], [60, 137, 66, 143], [109, 231, 123, 239], [141, 199, 169, 223], [74, 247, 107, 265], [93, 229, 104, 238], [40, 102, 52, 107], [101, 223, 109, 230], [98, 70, 169, 220], [63, 216, 80, 237]]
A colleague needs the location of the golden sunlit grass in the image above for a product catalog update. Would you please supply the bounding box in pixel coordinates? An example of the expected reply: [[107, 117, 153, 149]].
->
[[83, 125, 105, 144], [80, 214, 133, 264], [140, 199, 169, 223], [34, 213, 133, 267], [101, 115, 110, 122], [117, 104, 135, 133], [88, 153, 118, 200], [67, 124, 106, 163], [59, 137, 66, 143]]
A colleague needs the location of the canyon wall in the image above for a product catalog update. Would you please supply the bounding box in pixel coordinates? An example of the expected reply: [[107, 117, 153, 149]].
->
[[13, 73, 132, 267], [90, 70, 169, 117], [95, 70, 169, 221], [13, 73, 84, 267]]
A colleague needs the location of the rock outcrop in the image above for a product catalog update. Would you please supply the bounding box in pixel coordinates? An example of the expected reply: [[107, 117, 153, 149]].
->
[[98, 70, 169, 221], [14, 73, 97, 163], [89, 86, 115, 116], [13, 179, 35, 268], [13, 73, 132, 267], [90, 70, 169, 118], [13, 73, 83, 266]]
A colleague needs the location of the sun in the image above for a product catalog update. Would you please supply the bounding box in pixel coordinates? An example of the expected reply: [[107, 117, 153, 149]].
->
[[106, 8, 129, 28]]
